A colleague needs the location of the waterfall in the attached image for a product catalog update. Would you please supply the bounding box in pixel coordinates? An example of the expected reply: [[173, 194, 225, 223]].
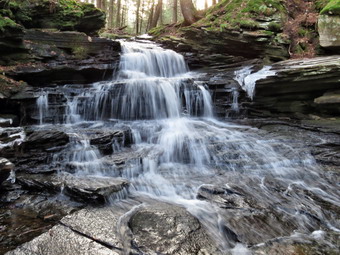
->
[[36, 91, 49, 125], [49, 41, 339, 253], [234, 66, 276, 100]]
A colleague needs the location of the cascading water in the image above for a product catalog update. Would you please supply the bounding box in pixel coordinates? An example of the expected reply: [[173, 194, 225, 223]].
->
[[234, 66, 276, 100], [48, 41, 339, 253], [36, 90, 49, 125]]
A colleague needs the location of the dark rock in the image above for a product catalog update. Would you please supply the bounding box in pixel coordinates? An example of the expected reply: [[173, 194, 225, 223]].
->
[[250, 56, 340, 119], [90, 129, 132, 155], [22, 129, 69, 151], [16, 173, 129, 204], [0, 158, 14, 185], [5, 29, 121, 86]]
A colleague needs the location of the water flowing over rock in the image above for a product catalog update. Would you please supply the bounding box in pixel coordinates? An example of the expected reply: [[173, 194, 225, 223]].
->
[[4, 41, 340, 255]]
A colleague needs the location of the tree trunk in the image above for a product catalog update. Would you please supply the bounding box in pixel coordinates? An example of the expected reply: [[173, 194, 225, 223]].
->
[[205, 0, 208, 9], [150, 0, 162, 29], [96, 0, 102, 9], [116, 0, 121, 28], [108, 0, 114, 29], [147, 2, 155, 31], [180, 0, 199, 25], [173, 0, 177, 23], [212, 0, 216, 5], [139, 0, 145, 33], [136, 0, 141, 34]]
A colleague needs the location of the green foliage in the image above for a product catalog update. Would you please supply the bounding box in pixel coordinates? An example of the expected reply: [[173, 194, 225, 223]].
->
[[315, 0, 331, 11], [298, 28, 308, 37], [320, 0, 340, 15]]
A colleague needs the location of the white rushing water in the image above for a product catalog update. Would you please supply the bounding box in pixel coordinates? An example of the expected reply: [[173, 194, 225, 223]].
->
[[234, 66, 276, 100], [36, 90, 49, 125], [51, 41, 339, 253]]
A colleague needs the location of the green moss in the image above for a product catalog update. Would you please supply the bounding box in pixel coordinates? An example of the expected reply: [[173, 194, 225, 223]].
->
[[148, 25, 166, 37], [320, 0, 340, 15], [0, 15, 18, 32], [268, 22, 281, 32], [1, 0, 105, 34], [239, 19, 260, 30], [72, 45, 88, 59], [194, 0, 286, 32]]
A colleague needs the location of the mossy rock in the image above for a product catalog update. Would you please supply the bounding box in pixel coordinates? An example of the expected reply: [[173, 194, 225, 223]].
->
[[0, 0, 105, 35], [194, 0, 286, 32]]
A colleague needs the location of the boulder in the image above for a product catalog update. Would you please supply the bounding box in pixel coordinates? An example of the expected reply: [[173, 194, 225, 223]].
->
[[318, 14, 340, 51], [129, 203, 221, 255], [0, 158, 14, 185]]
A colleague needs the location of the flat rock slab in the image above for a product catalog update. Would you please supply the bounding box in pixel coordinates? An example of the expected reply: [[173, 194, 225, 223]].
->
[[17, 173, 129, 203], [5, 224, 119, 255], [61, 206, 132, 250]]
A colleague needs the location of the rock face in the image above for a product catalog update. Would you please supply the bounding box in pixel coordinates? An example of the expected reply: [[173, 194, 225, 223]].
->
[[4, 29, 121, 85], [249, 56, 340, 118], [318, 14, 340, 51]]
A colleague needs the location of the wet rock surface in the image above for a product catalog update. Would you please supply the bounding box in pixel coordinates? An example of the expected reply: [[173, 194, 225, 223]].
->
[[0, 158, 14, 185], [16, 173, 129, 204], [248, 56, 340, 119]]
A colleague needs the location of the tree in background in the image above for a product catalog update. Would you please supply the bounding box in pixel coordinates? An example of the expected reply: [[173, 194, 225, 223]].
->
[[149, 0, 162, 29], [173, 0, 177, 23], [180, 0, 200, 25], [90, 0, 215, 34]]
